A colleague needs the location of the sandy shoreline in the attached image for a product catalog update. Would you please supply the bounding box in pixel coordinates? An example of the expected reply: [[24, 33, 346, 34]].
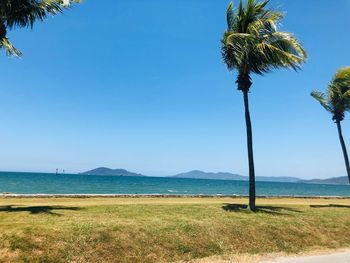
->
[[0, 193, 349, 198], [186, 249, 350, 263]]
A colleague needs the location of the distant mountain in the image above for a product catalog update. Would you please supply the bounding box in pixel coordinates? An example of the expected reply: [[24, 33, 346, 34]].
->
[[302, 176, 349, 185], [81, 168, 349, 185], [170, 170, 301, 183], [82, 167, 145, 177]]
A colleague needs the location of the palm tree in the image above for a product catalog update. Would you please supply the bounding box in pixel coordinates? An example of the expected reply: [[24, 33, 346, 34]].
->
[[0, 0, 80, 57], [311, 67, 350, 184], [221, 0, 307, 210]]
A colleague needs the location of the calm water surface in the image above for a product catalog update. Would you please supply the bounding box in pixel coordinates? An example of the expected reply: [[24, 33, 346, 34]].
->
[[0, 172, 349, 196]]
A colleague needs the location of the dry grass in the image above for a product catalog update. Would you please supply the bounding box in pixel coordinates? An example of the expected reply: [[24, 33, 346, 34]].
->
[[0, 197, 349, 263]]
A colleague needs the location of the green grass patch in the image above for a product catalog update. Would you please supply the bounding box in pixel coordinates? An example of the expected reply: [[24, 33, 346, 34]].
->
[[0, 198, 349, 262]]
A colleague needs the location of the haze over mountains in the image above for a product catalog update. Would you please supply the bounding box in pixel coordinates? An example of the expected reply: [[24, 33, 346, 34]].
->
[[82, 167, 348, 185], [300, 176, 348, 185], [171, 170, 300, 183]]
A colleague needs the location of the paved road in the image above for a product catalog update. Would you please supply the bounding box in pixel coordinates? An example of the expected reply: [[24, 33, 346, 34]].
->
[[261, 250, 350, 263]]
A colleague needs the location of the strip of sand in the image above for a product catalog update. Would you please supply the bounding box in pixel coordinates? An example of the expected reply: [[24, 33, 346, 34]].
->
[[185, 249, 350, 263], [1, 193, 349, 198], [261, 250, 350, 263]]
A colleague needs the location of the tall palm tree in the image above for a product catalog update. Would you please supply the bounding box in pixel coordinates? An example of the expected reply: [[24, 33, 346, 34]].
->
[[221, 0, 307, 210], [311, 67, 350, 184], [0, 0, 80, 57]]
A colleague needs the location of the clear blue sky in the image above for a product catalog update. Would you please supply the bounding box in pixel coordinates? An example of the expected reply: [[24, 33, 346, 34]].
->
[[0, 0, 349, 179]]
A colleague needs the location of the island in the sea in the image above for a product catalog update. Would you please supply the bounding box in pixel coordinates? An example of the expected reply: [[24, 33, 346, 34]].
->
[[81, 167, 145, 177]]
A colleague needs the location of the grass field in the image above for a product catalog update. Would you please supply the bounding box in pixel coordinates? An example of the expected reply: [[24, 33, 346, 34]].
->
[[0, 197, 349, 262]]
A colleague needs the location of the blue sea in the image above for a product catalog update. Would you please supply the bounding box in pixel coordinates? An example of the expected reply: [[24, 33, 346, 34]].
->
[[0, 172, 349, 196]]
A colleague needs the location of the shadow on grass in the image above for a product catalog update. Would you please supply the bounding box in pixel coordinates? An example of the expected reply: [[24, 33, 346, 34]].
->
[[222, 204, 302, 215], [310, 204, 350, 209], [0, 205, 82, 215]]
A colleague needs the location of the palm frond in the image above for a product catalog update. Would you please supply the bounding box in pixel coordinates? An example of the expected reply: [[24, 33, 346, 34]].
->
[[0, 37, 22, 57], [332, 67, 350, 94], [311, 91, 331, 112], [0, 0, 81, 57], [344, 89, 350, 98], [2, 0, 80, 29], [334, 66, 350, 81], [246, 10, 283, 35], [268, 32, 307, 58], [256, 42, 304, 70], [226, 2, 235, 31]]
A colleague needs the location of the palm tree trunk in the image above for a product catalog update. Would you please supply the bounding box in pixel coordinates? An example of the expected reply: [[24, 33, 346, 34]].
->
[[242, 90, 256, 210], [336, 120, 350, 183]]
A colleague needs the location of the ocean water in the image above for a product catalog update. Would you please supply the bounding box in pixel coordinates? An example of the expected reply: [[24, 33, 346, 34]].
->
[[0, 172, 349, 196]]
